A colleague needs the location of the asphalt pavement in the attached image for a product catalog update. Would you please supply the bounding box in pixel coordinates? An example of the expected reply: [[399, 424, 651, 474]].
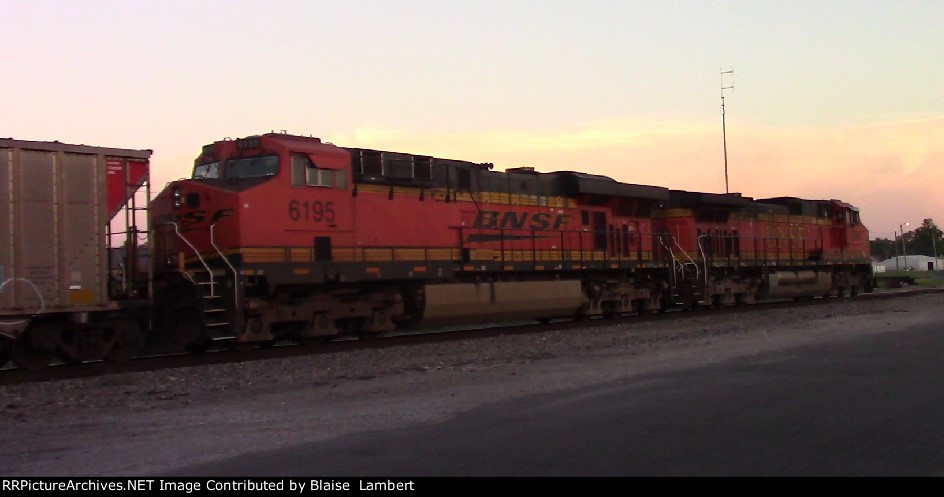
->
[[172, 320, 944, 476]]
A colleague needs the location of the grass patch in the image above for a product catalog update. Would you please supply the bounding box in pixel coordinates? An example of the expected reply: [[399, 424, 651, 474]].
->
[[875, 270, 944, 288]]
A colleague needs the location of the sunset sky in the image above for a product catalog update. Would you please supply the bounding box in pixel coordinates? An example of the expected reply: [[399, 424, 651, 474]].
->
[[3, 0, 942, 239]]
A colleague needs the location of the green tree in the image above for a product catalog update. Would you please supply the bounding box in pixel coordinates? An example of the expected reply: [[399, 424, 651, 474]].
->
[[905, 219, 943, 258], [869, 238, 896, 261]]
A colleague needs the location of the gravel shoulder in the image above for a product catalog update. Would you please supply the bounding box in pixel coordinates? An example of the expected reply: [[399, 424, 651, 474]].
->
[[2, 292, 942, 476]]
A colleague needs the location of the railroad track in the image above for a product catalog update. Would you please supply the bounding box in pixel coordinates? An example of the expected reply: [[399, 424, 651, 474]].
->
[[1, 288, 940, 386]]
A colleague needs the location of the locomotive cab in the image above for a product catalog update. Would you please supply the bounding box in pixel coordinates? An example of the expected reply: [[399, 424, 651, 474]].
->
[[150, 133, 355, 349]]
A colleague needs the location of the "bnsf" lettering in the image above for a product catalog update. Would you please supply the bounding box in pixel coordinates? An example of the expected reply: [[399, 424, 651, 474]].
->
[[154, 209, 234, 227], [473, 210, 569, 230]]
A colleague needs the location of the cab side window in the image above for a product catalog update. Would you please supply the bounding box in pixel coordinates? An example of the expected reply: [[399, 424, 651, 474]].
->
[[850, 211, 860, 225], [292, 154, 347, 189]]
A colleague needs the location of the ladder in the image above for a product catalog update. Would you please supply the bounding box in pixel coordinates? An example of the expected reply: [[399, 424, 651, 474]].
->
[[190, 268, 231, 332]]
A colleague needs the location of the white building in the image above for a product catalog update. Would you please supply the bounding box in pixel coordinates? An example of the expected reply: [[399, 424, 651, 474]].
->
[[876, 255, 943, 271]]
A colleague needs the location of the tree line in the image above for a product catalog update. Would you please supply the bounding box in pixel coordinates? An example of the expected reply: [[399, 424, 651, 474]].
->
[[869, 218, 942, 261]]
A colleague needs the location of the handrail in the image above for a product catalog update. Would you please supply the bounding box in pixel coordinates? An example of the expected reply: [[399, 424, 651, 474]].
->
[[657, 235, 679, 270], [673, 236, 700, 281], [156, 221, 213, 291], [696, 234, 710, 290], [210, 223, 239, 310], [657, 235, 683, 288]]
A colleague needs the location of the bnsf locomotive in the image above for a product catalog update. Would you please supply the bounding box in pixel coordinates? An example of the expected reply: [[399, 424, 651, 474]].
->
[[0, 133, 872, 369]]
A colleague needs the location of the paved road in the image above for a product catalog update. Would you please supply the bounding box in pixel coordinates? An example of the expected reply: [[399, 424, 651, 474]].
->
[[173, 321, 944, 476]]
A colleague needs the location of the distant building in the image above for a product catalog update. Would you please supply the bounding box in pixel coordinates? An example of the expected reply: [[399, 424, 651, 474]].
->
[[109, 246, 150, 273], [876, 255, 943, 271]]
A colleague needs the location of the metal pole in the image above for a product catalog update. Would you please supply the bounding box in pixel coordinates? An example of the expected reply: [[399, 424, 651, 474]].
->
[[932, 221, 939, 270], [894, 230, 900, 272], [900, 223, 908, 271], [721, 97, 729, 194], [720, 69, 734, 194]]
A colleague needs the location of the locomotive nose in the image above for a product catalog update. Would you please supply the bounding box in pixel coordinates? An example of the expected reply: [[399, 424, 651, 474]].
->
[[150, 180, 238, 271], [172, 186, 201, 209]]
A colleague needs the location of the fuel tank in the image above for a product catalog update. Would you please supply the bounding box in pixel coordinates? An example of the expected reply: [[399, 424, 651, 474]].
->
[[764, 270, 832, 298], [421, 280, 586, 325]]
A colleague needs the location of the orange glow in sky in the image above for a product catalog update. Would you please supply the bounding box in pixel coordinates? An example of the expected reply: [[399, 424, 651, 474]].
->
[[3, 0, 942, 238]]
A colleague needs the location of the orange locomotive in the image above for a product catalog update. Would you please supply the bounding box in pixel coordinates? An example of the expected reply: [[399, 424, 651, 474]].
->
[[655, 191, 871, 309], [148, 132, 872, 350]]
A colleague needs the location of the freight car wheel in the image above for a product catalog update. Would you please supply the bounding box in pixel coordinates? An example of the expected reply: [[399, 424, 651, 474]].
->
[[105, 317, 142, 363], [0, 340, 9, 368], [56, 326, 89, 366], [10, 330, 52, 371]]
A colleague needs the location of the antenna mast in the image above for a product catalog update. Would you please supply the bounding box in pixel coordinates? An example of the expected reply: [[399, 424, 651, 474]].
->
[[721, 68, 734, 194]]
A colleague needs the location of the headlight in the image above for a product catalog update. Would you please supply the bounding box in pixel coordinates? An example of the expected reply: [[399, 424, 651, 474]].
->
[[173, 187, 183, 208]]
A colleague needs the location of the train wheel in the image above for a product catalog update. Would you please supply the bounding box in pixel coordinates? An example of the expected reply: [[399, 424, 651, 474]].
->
[[601, 302, 618, 319], [0, 340, 10, 368], [850, 285, 859, 297], [10, 330, 52, 371], [169, 308, 209, 353], [56, 326, 88, 365], [55, 350, 83, 366], [354, 325, 382, 341], [686, 295, 701, 311], [711, 295, 724, 309], [105, 317, 142, 363], [186, 337, 212, 354], [659, 294, 671, 313], [230, 341, 255, 352], [574, 304, 590, 321]]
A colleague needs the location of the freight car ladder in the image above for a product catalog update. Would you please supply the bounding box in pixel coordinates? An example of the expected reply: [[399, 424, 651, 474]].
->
[[106, 159, 151, 299]]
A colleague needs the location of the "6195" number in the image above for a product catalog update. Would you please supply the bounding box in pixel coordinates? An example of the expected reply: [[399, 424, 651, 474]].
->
[[288, 200, 335, 222]]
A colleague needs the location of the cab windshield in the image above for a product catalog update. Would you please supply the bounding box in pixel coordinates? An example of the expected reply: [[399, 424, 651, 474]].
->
[[192, 161, 221, 179], [224, 155, 279, 179]]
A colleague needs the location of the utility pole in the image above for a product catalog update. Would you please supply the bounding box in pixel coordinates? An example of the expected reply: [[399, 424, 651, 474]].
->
[[900, 222, 910, 271], [895, 230, 900, 272], [933, 219, 939, 270], [721, 68, 734, 194]]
